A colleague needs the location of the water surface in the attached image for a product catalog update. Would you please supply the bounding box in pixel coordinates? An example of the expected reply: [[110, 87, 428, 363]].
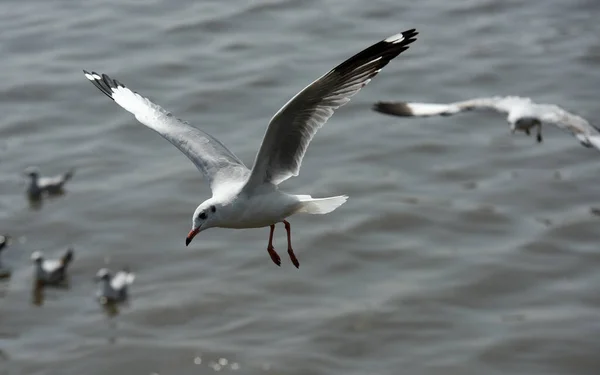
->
[[1, 1, 600, 374]]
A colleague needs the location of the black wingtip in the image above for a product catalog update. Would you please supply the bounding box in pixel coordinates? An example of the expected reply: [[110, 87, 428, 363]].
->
[[329, 28, 418, 82], [372, 101, 414, 117], [381, 29, 419, 46], [83, 70, 126, 101]]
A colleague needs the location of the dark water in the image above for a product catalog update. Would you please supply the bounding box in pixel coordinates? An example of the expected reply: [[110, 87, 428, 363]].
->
[[1, 0, 600, 374]]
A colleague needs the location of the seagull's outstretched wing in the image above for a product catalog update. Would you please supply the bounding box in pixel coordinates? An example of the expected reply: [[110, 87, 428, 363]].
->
[[534, 104, 600, 149], [83, 71, 250, 193], [372, 96, 532, 117], [244, 29, 418, 189]]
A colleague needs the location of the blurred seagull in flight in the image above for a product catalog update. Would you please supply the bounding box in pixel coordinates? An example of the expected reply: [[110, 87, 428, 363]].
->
[[373, 96, 600, 149]]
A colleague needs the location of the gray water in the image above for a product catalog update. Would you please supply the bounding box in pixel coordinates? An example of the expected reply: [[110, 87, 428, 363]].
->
[[1, 0, 600, 374]]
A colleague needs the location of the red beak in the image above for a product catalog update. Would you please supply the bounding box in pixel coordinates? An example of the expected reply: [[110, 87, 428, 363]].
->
[[186, 228, 200, 246]]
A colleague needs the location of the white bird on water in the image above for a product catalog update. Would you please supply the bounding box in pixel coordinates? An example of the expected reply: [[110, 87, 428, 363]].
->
[[0, 235, 11, 279], [84, 29, 418, 268], [31, 248, 74, 286], [95, 267, 135, 304], [24, 166, 75, 200], [373, 96, 600, 150]]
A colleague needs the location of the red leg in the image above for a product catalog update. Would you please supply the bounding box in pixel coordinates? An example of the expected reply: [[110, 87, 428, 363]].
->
[[283, 220, 299, 268], [267, 224, 281, 266]]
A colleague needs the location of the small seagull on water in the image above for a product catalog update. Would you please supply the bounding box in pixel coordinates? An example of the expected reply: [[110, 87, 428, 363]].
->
[[95, 267, 135, 304], [0, 235, 11, 279], [84, 29, 418, 267], [373, 96, 600, 149], [24, 166, 75, 200], [0, 235, 9, 252], [31, 248, 74, 286]]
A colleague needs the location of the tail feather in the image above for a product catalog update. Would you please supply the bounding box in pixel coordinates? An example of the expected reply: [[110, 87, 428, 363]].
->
[[61, 168, 75, 184], [296, 195, 348, 214], [61, 248, 74, 267]]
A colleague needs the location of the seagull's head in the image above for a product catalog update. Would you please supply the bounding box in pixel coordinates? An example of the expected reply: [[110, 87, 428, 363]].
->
[[95, 268, 111, 281], [186, 200, 220, 246], [30, 251, 43, 264], [23, 166, 40, 179], [0, 235, 9, 248]]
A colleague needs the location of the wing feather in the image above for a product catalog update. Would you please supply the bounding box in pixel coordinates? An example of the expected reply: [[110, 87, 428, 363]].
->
[[244, 29, 418, 188], [534, 104, 600, 149], [84, 71, 250, 193]]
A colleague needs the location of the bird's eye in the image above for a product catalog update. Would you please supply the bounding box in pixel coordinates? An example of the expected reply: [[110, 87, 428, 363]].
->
[[199, 212, 207, 220], [210, 205, 216, 213]]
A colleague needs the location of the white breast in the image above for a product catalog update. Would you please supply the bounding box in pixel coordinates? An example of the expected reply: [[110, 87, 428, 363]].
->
[[219, 191, 301, 229]]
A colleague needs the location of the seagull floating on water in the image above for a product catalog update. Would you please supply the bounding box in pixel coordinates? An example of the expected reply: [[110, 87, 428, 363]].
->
[[95, 267, 135, 304], [373, 96, 600, 149], [84, 29, 418, 267], [0, 235, 11, 279], [0, 235, 8, 252], [24, 166, 75, 200], [31, 248, 74, 286]]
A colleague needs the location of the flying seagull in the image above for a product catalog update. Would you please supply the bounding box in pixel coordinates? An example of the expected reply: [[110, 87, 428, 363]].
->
[[84, 28, 418, 268], [373, 96, 600, 149], [24, 166, 75, 200]]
